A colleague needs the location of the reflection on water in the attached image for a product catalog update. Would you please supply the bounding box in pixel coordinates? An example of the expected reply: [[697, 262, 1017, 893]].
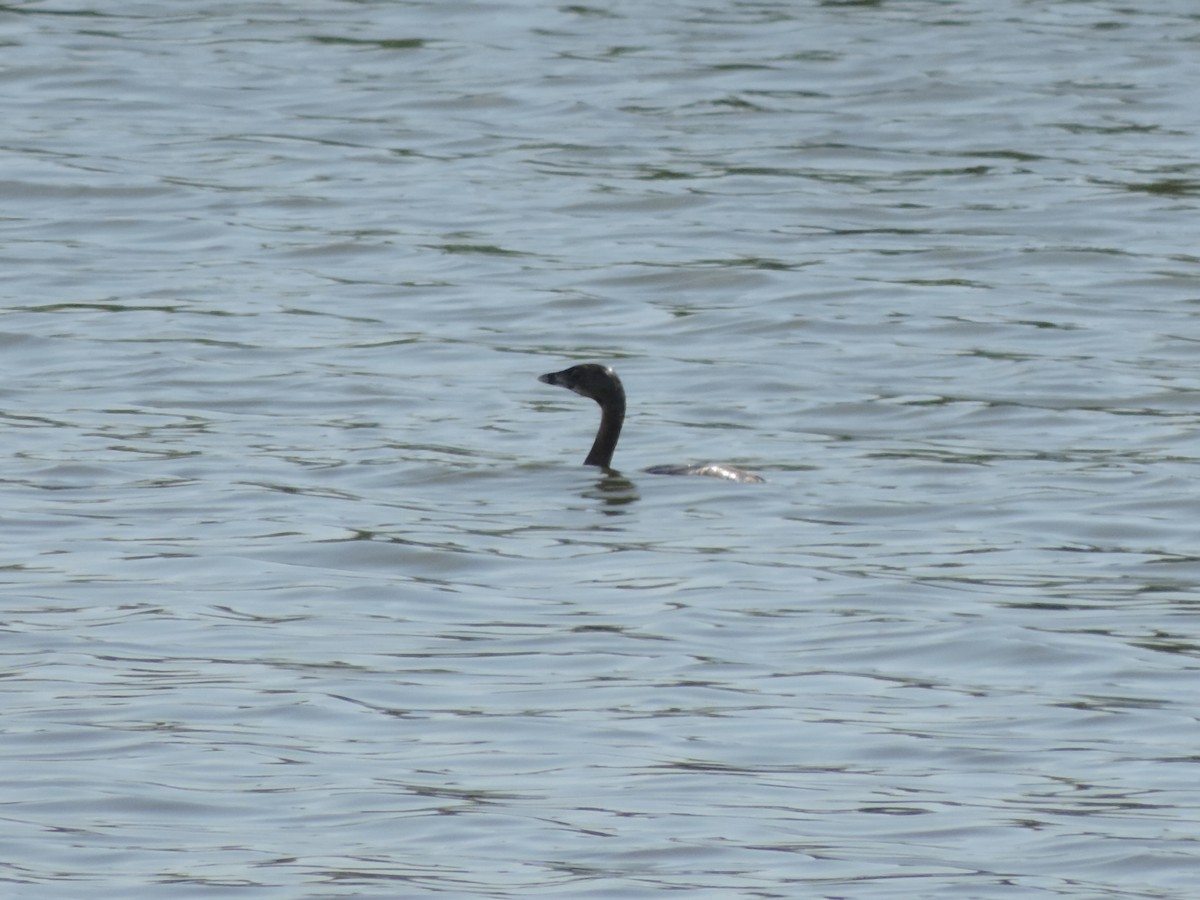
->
[[584, 472, 641, 508], [3, 2, 1199, 898]]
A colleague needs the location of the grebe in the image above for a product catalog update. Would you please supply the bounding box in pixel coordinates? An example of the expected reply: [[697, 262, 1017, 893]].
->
[[538, 363, 765, 483]]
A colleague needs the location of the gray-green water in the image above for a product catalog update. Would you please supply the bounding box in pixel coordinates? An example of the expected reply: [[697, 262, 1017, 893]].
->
[[4, 2, 1199, 897]]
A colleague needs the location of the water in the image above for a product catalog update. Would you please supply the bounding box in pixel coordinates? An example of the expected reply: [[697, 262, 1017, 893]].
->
[[3, 1, 1199, 897]]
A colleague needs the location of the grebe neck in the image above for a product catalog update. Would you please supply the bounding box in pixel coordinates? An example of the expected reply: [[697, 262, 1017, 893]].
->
[[584, 387, 624, 469]]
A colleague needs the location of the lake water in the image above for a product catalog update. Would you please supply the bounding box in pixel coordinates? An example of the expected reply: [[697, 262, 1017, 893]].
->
[[3, 2, 1199, 897]]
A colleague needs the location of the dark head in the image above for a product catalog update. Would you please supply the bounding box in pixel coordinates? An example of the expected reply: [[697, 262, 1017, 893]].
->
[[538, 363, 625, 406], [538, 363, 626, 469]]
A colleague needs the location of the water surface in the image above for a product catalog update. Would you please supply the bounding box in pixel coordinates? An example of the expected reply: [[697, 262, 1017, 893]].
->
[[3, 2, 1200, 897]]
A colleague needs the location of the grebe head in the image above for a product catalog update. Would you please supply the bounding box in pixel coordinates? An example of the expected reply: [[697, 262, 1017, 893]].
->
[[538, 364, 624, 405]]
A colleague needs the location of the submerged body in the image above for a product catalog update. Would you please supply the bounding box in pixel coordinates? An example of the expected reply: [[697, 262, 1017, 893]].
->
[[538, 363, 764, 484]]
